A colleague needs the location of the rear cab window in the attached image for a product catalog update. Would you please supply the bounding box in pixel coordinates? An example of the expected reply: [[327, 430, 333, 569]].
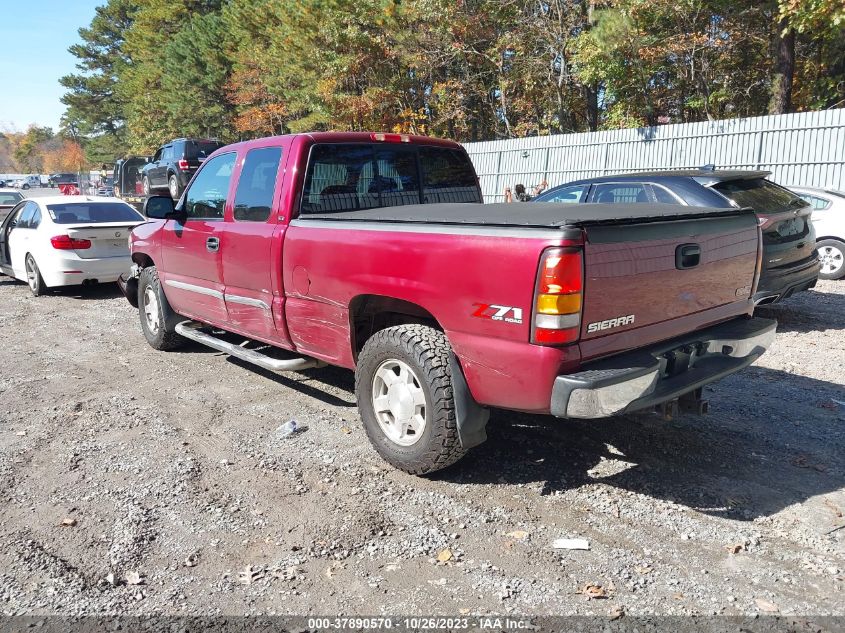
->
[[46, 202, 143, 224], [300, 143, 481, 215]]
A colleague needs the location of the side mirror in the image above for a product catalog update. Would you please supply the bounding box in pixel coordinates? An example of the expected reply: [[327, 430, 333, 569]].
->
[[144, 195, 176, 219]]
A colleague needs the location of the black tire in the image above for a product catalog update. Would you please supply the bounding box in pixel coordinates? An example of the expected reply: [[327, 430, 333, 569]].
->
[[24, 254, 46, 297], [168, 174, 181, 200], [142, 176, 151, 196], [817, 239, 845, 281], [22, 184, 29, 190], [355, 324, 467, 475], [137, 266, 183, 350]]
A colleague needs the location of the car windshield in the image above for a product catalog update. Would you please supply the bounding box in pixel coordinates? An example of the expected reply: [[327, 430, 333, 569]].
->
[[46, 202, 143, 224], [713, 179, 806, 214], [185, 141, 222, 160], [0, 192, 22, 204]]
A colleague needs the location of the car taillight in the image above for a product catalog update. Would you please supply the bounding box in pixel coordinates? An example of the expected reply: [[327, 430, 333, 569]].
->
[[532, 247, 583, 345], [177, 159, 189, 170], [370, 133, 410, 143], [50, 235, 91, 250]]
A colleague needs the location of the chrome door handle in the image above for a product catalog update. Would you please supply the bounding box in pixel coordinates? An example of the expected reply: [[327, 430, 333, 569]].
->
[[206, 237, 219, 252]]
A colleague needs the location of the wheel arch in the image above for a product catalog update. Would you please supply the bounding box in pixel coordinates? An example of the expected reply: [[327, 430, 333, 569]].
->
[[816, 235, 845, 244], [348, 294, 442, 362]]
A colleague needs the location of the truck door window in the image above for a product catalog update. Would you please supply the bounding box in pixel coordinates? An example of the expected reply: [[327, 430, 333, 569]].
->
[[419, 147, 481, 204], [183, 152, 236, 220], [593, 183, 649, 204], [233, 146, 282, 222]]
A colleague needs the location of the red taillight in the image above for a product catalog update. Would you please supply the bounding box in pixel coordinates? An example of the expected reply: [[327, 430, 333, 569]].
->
[[531, 247, 583, 346], [50, 235, 91, 250], [177, 159, 189, 170], [370, 133, 410, 143]]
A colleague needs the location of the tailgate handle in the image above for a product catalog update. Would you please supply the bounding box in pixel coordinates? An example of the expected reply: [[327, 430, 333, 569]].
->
[[206, 236, 220, 252], [675, 243, 701, 270]]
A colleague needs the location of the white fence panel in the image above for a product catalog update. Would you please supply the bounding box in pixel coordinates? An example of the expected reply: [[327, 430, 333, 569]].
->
[[464, 109, 845, 202]]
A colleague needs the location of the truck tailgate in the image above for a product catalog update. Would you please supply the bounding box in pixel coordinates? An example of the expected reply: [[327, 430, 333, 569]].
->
[[579, 209, 759, 356]]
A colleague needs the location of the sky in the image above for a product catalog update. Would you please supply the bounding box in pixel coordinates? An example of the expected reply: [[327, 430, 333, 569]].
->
[[0, 0, 103, 133]]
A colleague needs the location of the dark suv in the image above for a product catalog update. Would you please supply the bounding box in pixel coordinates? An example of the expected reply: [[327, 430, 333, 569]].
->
[[534, 170, 819, 305], [141, 138, 223, 199]]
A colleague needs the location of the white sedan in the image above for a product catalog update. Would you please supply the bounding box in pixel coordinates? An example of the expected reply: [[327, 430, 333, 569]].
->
[[788, 186, 845, 280], [0, 196, 145, 295]]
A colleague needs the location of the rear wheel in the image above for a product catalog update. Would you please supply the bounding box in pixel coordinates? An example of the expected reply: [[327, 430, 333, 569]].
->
[[168, 174, 180, 199], [138, 266, 183, 350], [817, 239, 845, 280], [355, 324, 466, 475], [25, 254, 46, 296]]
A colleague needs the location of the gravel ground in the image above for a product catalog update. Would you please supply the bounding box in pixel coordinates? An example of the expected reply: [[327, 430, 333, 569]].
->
[[0, 275, 843, 617]]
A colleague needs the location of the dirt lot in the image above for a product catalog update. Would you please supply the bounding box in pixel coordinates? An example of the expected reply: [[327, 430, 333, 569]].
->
[[0, 276, 844, 617]]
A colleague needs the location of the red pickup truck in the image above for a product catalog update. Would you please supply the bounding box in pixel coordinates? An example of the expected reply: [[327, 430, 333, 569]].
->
[[119, 132, 776, 474]]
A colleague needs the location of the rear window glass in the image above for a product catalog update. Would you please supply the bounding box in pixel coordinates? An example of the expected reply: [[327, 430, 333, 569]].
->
[[419, 147, 481, 204], [185, 141, 223, 160], [301, 144, 481, 214], [713, 179, 806, 214], [0, 192, 22, 205], [47, 202, 143, 224], [301, 144, 422, 214]]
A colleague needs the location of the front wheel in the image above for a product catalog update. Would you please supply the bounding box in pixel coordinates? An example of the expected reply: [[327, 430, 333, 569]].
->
[[142, 176, 151, 196], [22, 184, 30, 190], [817, 239, 845, 280], [355, 324, 467, 475], [138, 266, 183, 350], [25, 254, 46, 296]]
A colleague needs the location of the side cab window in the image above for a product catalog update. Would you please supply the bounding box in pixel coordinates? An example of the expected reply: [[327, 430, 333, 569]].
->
[[233, 146, 283, 222], [182, 152, 237, 220]]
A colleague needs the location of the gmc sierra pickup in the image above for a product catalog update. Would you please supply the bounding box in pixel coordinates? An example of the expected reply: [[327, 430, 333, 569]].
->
[[119, 132, 776, 474]]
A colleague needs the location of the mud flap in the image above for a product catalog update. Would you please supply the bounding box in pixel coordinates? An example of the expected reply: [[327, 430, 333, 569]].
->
[[449, 352, 489, 449]]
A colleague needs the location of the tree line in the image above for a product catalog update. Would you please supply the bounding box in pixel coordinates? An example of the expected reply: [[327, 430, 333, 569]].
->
[[59, 0, 845, 164], [0, 127, 86, 175]]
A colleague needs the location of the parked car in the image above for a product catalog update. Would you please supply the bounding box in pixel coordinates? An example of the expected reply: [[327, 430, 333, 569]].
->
[[0, 196, 145, 296], [11, 175, 41, 190], [786, 186, 845, 280], [118, 132, 774, 474], [0, 189, 24, 222], [48, 173, 78, 188], [114, 156, 151, 211], [141, 138, 223, 199], [534, 170, 819, 305]]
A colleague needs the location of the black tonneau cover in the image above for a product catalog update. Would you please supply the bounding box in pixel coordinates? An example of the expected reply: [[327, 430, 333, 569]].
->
[[303, 202, 750, 228]]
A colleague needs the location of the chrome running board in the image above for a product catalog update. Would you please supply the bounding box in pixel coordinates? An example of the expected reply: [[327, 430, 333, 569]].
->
[[175, 321, 326, 372]]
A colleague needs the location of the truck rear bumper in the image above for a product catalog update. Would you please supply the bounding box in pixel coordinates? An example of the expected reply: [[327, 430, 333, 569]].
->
[[550, 317, 776, 419]]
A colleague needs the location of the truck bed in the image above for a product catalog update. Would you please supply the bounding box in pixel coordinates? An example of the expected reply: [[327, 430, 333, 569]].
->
[[303, 202, 747, 227]]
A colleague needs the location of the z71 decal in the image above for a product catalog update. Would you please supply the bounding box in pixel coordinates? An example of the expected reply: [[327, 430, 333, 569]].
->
[[586, 314, 635, 333], [472, 303, 524, 325]]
